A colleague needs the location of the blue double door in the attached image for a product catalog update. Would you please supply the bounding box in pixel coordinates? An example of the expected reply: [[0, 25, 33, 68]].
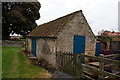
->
[[32, 38, 36, 56], [73, 35, 86, 63]]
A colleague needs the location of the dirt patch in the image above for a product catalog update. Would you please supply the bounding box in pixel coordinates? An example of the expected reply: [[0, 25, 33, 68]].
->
[[40, 72, 53, 78]]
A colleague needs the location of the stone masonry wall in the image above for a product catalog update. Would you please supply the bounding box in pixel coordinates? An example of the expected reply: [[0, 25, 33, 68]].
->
[[56, 12, 96, 62], [36, 38, 56, 67], [26, 38, 32, 53]]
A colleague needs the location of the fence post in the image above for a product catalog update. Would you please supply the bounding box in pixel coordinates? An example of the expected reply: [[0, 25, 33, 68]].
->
[[76, 54, 82, 78], [56, 52, 58, 70], [98, 54, 104, 80]]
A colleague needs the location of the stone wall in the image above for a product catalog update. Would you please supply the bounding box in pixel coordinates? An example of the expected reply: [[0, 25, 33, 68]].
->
[[36, 38, 56, 67], [26, 38, 32, 53], [2, 40, 24, 47], [56, 12, 96, 62], [111, 41, 120, 52]]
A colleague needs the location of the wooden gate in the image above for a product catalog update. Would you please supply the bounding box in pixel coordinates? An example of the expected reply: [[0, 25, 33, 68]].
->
[[56, 52, 120, 79]]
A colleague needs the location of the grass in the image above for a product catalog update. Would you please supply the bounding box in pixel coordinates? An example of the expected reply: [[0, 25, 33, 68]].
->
[[2, 47, 52, 78], [0, 46, 2, 79]]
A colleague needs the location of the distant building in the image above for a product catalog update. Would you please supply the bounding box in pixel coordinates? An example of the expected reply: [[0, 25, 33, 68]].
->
[[98, 31, 120, 53], [108, 32, 120, 53], [10, 33, 21, 40], [108, 32, 120, 36], [10, 36, 21, 40]]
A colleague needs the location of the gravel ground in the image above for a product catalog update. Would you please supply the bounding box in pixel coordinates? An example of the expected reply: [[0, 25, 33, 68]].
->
[[52, 71, 75, 78]]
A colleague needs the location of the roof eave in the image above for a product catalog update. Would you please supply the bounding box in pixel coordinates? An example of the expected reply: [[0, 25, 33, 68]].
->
[[26, 36, 57, 39]]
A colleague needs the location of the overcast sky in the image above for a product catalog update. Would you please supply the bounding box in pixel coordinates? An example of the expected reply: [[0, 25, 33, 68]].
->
[[36, 0, 119, 35]]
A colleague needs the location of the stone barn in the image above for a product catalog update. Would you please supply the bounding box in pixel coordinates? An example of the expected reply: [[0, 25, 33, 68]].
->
[[26, 10, 96, 67]]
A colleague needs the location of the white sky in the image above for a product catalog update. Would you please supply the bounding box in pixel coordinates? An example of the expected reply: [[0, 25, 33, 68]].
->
[[36, 0, 119, 35]]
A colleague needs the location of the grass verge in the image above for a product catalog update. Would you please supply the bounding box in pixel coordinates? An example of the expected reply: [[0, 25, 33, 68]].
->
[[2, 47, 52, 78]]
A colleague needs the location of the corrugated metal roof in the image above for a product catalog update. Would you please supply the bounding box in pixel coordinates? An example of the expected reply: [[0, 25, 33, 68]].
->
[[108, 32, 120, 36], [27, 10, 82, 37]]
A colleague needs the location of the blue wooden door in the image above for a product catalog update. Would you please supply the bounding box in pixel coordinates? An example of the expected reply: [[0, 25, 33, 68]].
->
[[32, 38, 36, 56], [95, 43, 101, 56], [73, 35, 85, 63]]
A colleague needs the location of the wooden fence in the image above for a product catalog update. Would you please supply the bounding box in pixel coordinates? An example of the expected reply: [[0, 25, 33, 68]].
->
[[56, 52, 120, 79]]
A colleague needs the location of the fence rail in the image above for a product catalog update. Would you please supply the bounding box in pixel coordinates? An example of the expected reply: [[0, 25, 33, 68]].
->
[[56, 52, 120, 79]]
